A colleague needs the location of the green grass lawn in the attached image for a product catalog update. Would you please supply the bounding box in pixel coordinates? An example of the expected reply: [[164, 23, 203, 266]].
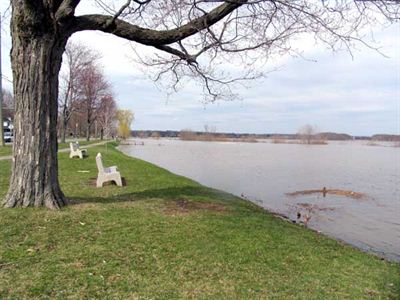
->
[[0, 143, 399, 299], [57, 139, 105, 150], [0, 145, 12, 157], [0, 139, 103, 157]]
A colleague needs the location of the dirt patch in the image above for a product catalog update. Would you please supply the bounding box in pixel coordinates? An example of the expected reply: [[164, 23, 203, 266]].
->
[[64, 261, 86, 269], [164, 199, 228, 215], [286, 189, 365, 200], [0, 262, 16, 269]]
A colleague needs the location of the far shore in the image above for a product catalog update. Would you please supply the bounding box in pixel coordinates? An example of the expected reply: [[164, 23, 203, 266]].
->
[[122, 136, 400, 147]]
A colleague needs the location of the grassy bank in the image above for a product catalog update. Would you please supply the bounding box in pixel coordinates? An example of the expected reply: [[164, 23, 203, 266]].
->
[[0, 139, 103, 157], [0, 143, 399, 299]]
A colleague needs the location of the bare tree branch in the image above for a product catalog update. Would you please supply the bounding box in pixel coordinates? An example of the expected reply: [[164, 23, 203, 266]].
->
[[63, 0, 399, 102], [55, 0, 81, 21], [68, 1, 246, 44]]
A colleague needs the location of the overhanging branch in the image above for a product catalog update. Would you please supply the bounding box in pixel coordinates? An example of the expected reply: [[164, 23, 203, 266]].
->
[[68, 1, 247, 46], [56, 0, 81, 21]]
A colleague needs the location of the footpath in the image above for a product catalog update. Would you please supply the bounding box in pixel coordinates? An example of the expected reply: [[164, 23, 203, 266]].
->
[[0, 141, 108, 161]]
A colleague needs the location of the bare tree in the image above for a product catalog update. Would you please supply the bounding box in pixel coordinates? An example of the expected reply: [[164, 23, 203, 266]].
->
[[204, 125, 217, 134], [59, 42, 99, 143], [179, 128, 196, 141], [97, 95, 118, 140], [75, 62, 111, 141], [2, 89, 14, 120], [298, 124, 317, 145], [203, 124, 217, 141], [4, 1, 399, 208]]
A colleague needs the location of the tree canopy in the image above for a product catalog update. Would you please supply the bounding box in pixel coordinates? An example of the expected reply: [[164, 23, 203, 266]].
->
[[116, 109, 134, 140]]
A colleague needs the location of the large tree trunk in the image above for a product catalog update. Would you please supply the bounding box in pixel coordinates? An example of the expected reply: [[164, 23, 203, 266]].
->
[[3, 6, 68, 209]]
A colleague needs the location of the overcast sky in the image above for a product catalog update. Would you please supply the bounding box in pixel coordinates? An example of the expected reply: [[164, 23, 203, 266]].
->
[[1, 3, 399, 136]]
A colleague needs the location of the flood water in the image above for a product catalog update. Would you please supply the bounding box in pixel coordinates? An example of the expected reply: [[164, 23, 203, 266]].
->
[[119, 139, 400, 261]]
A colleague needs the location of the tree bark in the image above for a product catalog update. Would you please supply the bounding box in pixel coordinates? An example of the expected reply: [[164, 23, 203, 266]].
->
[[61, 119, 67, 144], [86, 122, 91, 141], [61, 111, 69, 144], [3, 5, 68, 209]]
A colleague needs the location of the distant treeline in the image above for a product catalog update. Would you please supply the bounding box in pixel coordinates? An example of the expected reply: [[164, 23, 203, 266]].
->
[[132, 130, 260, 142], [131, 130, 399, 141], [132, 130, 268, 139], [371, 134, 400, 142]]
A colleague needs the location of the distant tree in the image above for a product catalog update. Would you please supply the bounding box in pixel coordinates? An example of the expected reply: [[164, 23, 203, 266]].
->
[[271, 135, 286, 144], [137, 131, 148, 139], [203, 124, 217, 141], [59, 42, 99, 143], [298, 124, 318, 145], [151, 131, 161, 139], [179, 128, 196, 141], [76, 62, 111, 141], [116, 110, 134, 140], [97, 95, 118, 140], [204, 125, 217, 134], [2, 89, 14, 120], [68, 110, 85, 138]]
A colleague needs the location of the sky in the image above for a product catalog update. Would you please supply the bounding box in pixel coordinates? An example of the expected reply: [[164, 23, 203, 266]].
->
[[0, 2, 399, 136]]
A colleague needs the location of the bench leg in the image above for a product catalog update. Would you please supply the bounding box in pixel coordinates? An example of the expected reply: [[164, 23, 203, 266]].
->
[[115, 175, 123, 187], [96, 178, 103, 188]]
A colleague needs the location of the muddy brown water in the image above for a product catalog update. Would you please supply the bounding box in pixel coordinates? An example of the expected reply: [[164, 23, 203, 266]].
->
[[119, 139, 400, 261]]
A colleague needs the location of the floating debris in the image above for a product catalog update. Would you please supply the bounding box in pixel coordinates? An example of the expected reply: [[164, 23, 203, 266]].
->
[[296, 203, 335, 212], [286, 189, 365, 200]]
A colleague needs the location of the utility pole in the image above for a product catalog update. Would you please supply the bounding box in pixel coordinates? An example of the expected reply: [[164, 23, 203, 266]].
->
[[0, 14, 5, 147]]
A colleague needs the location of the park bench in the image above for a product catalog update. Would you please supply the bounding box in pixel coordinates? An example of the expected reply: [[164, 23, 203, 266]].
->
[[69, 142, 87, 159], [96, 153, 123, 187]]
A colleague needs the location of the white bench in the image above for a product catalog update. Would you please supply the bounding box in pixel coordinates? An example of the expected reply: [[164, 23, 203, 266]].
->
[[69, 142, 87, 159], [96, 153, 123, 187]]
